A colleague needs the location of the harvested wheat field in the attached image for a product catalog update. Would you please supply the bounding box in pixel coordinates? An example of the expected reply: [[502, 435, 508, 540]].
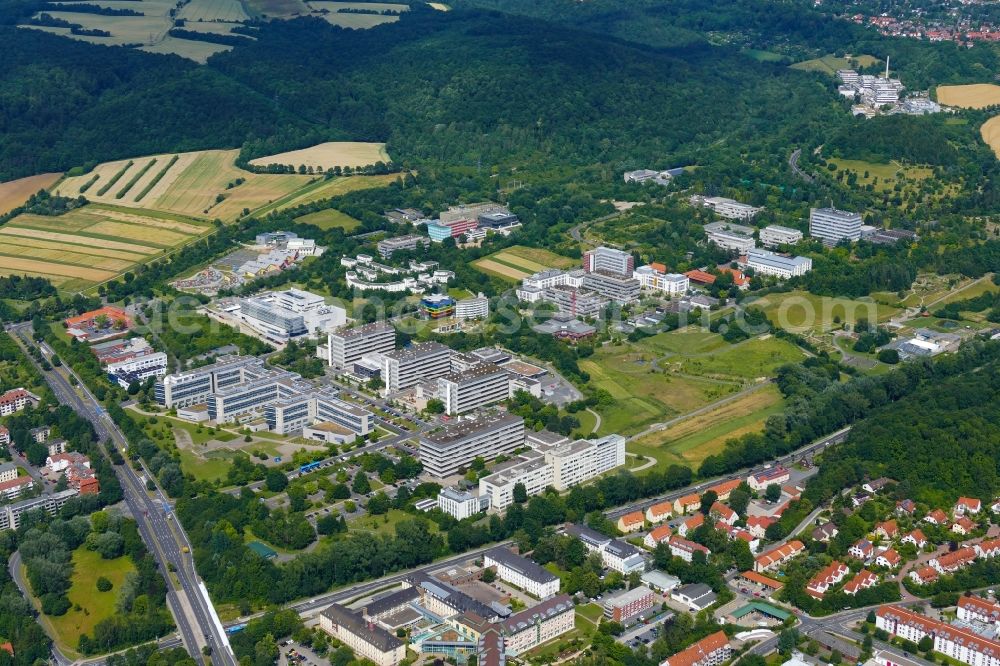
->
[[249, 142, 391, 170], [981, 115, 1000, 158], [0, 173, 63, 215], [0, 203, 211, 292], [936, 84, 1000, 109]]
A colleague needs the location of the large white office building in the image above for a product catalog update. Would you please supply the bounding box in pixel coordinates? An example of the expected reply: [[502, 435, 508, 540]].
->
[[419, 412, 525, 478], [704, 222, 757, 253], [265, 389, 374, 436], [321, 322, 396, 368], [541, 285, 608, 318], [759, 225, 804, 248], [375, 342, 452, 392], [456, 293, 489, 320], [484, 548, 561, 599], [581, 270, 640, 304], [542, 434, 626, 490], [106, 351, 168, 388], [746, 248, 813, 278], [583, 246, 633, 277], [695, 196, 761, 220], [515, 269, 585, 303], [239, 288, 346, 342], [155, 355, 262, 408], [478, 450, 554, 511], [206, 367, 303, 423], [437, 487, 486, 520], [437, 364, 511, 415], [809, 207, 863, 246], [320, 605, 407, 666], [634, 265, 689, 295]]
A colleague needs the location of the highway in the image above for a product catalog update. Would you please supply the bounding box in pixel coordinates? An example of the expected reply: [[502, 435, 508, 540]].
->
[[8, 323, 236, 666]]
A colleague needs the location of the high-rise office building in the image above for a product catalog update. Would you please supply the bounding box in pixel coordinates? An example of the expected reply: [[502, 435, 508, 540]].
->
[[583, 246, 634, 277], [809, 207, 863, 246]]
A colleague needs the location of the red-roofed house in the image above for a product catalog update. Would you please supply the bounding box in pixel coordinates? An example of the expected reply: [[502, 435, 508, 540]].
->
[[46, 452, 90, 474], [679, 513, 705, 537], [739, 571, 784, 597], [924, 509, 948, 525], [661, 631, 731, 666], [747, 466, 790, 491], [0, 643, 11, 657], [646, 501, 673, 524], [617, 511, 645, 533], [746, 515, 775, 539], [902, 530, 927, 549], [956, 497, 982, 515], [645, 524, 673, 549], [0, 476, 34, 501], [754, 540, 804, 572], [806, 561, 850, 599], [0, 388, 38, 416], [0, 425, 8, 445], [707, 479, 741, 502], [876, 548, 901, 569], [684, 269, 717, 285], [975, 538, 1000, 559], [908, 566, 939, 585], [64, 305, 132, 342], [952, 516, 976, 535], [875, 520, 898, 540], [719, 267, 749, 289], [896, 499, 916, 516], [710, 502, 738, 526], [957, 595, 1000, 626], [930, 546, 976, 573], [668, 535, 711, 563], [674, 493, 701, 515], [843, 569, 879, 596]]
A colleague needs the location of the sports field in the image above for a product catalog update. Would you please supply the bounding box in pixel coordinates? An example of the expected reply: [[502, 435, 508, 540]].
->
[[981, 115, 1000, 158], [56, 150, 314, 221], [0, 172, 62, 214], [249, 142, 391, 170], [753, 290, 899, 333], [295, 209, 361, 230], [473, 245, 577, 281], [42, 548, 137, 656], [791, 54, 879, 75], [0, 203, 212, 292], [629, 384, 784, 468], [936, 84, 1000, 109]]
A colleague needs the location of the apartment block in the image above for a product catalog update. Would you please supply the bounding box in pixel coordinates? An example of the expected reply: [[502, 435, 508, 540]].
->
[[484, 548, 560, 599], [478, 451, 554, 512], [583, 246, 633, 277], [634, 265, 689, 295], [378, 342, 452, 392], [661, 631, 731, 666], [0, 489, 77, 531], [541, 434, 626, 490], [603, 585, 656, 622], [581, 270, 641, 304], [319, 604, 406, 666], [500, 595, 574, 656], [809, 207, 863, 246], [760, 225, 804, 248], [746, 249, 812, 278], [419, 412, 525, 478], [106, 352, 168, 389], [323, 322, 396, 368], [437, 364, 511, 415], [876, 605, 1000, 666], [0, 388, 38, 416]]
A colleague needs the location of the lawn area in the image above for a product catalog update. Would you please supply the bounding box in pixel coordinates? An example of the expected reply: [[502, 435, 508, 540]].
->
[[294, 208, 361, 231], [580, 346, 739, 436], [348, 508, 436, 537], [178, 448, 233, 483], [628, 384, 785, 470], [753, 290, 898, 333], [576, 603, 604, 624], [637, 327, 729, 355], [43, 548, 136, 656], [829, 158, 933, 193], [525, 615, 596, 663], [574, 408, 598, 436], [790, 53, 879, 75], [678, 336, 805, 380], [937, 275, 998, 306]]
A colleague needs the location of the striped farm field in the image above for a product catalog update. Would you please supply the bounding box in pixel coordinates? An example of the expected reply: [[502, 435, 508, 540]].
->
[[490, 252, 548, 273], [472, 258, 531, 281], [0, 202, 210, 292], [473, 245, 578, 281]]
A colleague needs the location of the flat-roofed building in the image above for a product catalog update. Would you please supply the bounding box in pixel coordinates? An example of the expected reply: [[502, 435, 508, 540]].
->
[[377, 234, 430, 259], [106, 352, 168, 389], [437, 487, 485, 520], [746, 249, 813, 278], [541, 285, 608, 318], [0, 489, 77, 531], [323, 322, 396, 368], [207, 368, 302, 423], [484, 548, 560, 599], [603, 585, 656, 622], [583, 246, 633, 277], [419, 412, 525, 478], [478, 451, 553, 511], [239, 288, 346, 342], [541, 434, 626, 490], [456, 293, 490, 320], [582, 270, 641, 304], [265, 389, 374, 436], [809, 207, 863, 246], [437, 364, 511, 415], [704, 221, 756, 253], [760, 225, 804, 248], [634, 265, 689, 295], [319, 604, 406, 666], [379, 342, 452, 392], [155, 355, 262, 408], [695, 196, 761, 221]]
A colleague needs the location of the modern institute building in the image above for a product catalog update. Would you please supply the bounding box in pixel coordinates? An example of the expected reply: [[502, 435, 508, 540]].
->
[[809, 207, 863, 246], [377, 342, 452, 392], [583, 246, 633, 277], [759, 225, 804, 248], [419, 412, 525, 478], [437, 364, 511, 415], [321, 322, 396, 368], [319, 604, 407, 666], [746, 249, 812, 278]]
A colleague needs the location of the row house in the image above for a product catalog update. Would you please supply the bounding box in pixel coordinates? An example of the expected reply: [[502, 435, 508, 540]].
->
[[674, 493, 701, 515], [957, 595, 1000, 628], [645, 524, 673, 550], [806, 561, 850, 599], [929, 546, 977, 574], [975, 538, 1000, 559], [843, 570, 879, 596], [754, 540, 805, 573], [876, 605, 1000, 666], [669, 536, 711, 563], [618, 511, 644, 533], [706, 479, 741, 502], [661, 631, 732, 666]]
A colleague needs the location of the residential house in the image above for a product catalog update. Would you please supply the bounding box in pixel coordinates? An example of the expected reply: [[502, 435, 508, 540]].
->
[[876, 549, 901, 569], [812, 522, 839, 543], [908, 566, 939, 585], [644, 524, 673, 550], [618, 511, 645, 534], [661, 631, 731, 666], [875, 520, 898, 540], [957, 595, 1000, 627], [674, 493, 701, 515], [975, 537, 1000, 559], [929, 546, 977, 573], [747, 515, 776, 539], [902, 530, 927, 549], [646, 501, 673, 524], [864, 478, 895, 494], [679, 513, 705, 538], [710, 502, 738, 526], [955, 497, 982, 515], [924, 509, 949, 525], [952, 516, 976, 535], [754, 540, 804, 573], [669, 535, 710, 563], [707, 479, 742, 502], [748, 467, 790, 491], [896, 499, 916, 516], [849, 539, 875, 561], [806, 561, 850, 599], [843, 570, 879, 596]]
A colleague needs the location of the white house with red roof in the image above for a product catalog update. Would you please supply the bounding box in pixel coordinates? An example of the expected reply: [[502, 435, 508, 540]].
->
[[876, 548, 901, 569], [955, 497, 982, 515], [0, 425, 8, 446], [746, 515, 775, 539], [668, 535, 710, 563], [806, 560, 849, 599], [644, 524, 672, 550], [908, 565, 939, 585], [924, 508, 949, 525], [902, 529, 928, 549], [843, 569, 878, 595], [710, 502, 737, 526], [952, 516, 976, 535], [645, 501, 673, 524], [875, 520, 898, 539], [975, 537, 1000, 559], [747, 466, 790, 491], [849, 539, 874, 561], [930, 546, 977, 573], [678, 513, 704, 537]]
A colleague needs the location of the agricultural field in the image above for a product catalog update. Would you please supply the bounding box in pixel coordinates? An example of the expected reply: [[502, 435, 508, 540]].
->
[[790, 53, 879, 75], [936, 84, 1000, 109], [41, 548, 137, 656], [473, 245, 577, 281], [139, 36, 233, 62], [312, 1, 408, 11], [0, 203, 212, 292], [629, 384, 785, 469], [426, 1, 450, 8], [0, 172, 62, 215], [257, 173, 400, 215], [55, 150, 314, 221], [178, 0, 251, 22], [244, 0, 310, 16], [306, 3, 401, 27], [249, 142, 391, 170], [753, 290, 899, 333], [981, 115, 1000, 158], [295, 209, 361, 231]]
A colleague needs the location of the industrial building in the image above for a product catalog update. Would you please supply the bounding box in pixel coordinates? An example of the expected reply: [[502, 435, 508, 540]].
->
[[419, 412, 525, 478], [809, 207, 863, 246]]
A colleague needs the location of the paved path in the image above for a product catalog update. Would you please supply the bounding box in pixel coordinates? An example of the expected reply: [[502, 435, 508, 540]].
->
[[586, 408, 601, 434], [789, 148, 814, 183]]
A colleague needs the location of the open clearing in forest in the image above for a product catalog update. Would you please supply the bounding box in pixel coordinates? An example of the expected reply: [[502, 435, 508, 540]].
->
[[790, 53, 879, 75], [0, 203, 210, 292], [936, 84, 1000, 108], [249, 142, 391, 170], [753, 290, 899, 333], [0, 172, 62, 214], [295, 209, 361, 230], [260, 173, 400, 214]]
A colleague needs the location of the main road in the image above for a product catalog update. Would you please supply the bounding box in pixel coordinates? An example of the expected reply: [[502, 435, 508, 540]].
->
[[8, 323, 236, 666]]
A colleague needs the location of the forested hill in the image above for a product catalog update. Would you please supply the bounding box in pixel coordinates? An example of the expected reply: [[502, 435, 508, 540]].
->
[[806, 351, 1000, 509], [0, 8, 846, 179]]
